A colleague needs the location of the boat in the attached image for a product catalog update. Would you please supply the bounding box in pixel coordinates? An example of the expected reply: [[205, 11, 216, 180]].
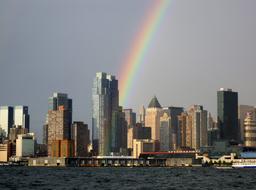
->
[[232, 159, 256, 168]]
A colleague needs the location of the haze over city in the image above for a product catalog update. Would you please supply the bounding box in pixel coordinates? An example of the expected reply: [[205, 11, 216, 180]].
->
[[1, 0, 256, 141]]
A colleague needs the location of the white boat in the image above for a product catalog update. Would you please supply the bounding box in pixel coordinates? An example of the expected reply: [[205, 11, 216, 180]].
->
[[232, 159, 256, 168]]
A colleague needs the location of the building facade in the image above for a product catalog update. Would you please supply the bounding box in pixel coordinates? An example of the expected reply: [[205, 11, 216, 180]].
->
[[16, 133, 35, 157], [0, 106, 14, 138], [71, 122, 90, 157], [111, 107, 127, 154], [123, 109, 136, 128], [239, 105, 256, 143], [244, 112, 256, 147], [133, 139, 156, 158], [217, 88, 239, 143], [145, 96, 163, 141], [92, 72, 119, 156], [178, 112, 188, 148], [160, 113, 172, 151], [14, 106, 30, 131], [47, 107, 70, 156], [163, 107, 184, 149], [187, 105, 208, 150]]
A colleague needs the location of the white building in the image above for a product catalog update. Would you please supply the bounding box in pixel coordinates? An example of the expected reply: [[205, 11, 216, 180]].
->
[[16, 133, 36, 157], [0, 106, 14, 137], [14, 106, 30, 131]]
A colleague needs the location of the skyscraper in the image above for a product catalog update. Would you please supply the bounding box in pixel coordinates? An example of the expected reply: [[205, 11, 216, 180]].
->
[[178, 112, 188, 148], [71, 122, 90, 157], [48, 93, 72, 131], [123, 109, 136, 128], [47, 106, 70, 156], [46, 93, 72, 156], [217, 88, 239, 143], [14, 106, 30, 131], [160, 113, 172, 151], [145, 96, 163, 142], [163, 107, 184, 149], [0, 106, 14, 137], [92, 72, 119, 156], [187, 105, 208, 150], [111, 107, 127, 154]]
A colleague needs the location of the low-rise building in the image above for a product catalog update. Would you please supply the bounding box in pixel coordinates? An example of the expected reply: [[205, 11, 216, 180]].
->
[[16, 133, 36, 157], [0, 142, 12, 162], [51, 140, 74, 157], [133, 139, 155, 158]]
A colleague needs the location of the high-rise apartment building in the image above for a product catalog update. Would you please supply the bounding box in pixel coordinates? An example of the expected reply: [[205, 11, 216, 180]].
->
[[217, 88, 239, 143], [0, 106, 14, 137], [48, 93, 72, 135], [92, 72, 119, 156], [14, 106, 30, 131], [46, 93, 72, 156], [47, 106, 71, 156], [72, 122, 90, 157], [145, 96, 163, 142]]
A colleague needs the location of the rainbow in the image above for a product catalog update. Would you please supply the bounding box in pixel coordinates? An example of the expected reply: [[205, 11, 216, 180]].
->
[[119, 0, 171, 106]]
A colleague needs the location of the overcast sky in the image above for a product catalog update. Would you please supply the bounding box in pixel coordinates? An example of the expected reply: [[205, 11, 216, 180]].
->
[[1, 0, 256, 142]]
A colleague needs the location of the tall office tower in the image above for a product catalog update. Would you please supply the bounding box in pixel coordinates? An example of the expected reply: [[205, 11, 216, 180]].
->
[[111, 107, 127, 154], [48, 93, 72, 137], [71, 122, 90, 157], [163, 107, 184, 148], [239, 105, 256, 143], [145, 96, 163, 141], [92, 72, 119, 156], [178, 112, 188, 148], [47, 106, 70, 156], [187, 105, 208, 150], [244, 112, 256, 147], [160, 113, 172, 151], [14, 106, 30, 131], [217, 88, 239, 143], [0, 106, 14, 137], [139, 106, 146, 125], [123, 109, 136, 128]]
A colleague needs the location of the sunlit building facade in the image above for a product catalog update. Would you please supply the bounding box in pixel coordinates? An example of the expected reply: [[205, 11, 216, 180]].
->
[[92, 72, 119, 156], [0, 106, 14, 137]]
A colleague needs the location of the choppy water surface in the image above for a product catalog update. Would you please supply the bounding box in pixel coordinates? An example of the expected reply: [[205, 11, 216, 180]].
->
[[0, 167, 255, 190]]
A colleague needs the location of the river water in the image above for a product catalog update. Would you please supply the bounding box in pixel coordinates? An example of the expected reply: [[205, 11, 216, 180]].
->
[[0, 167, 254, 190]]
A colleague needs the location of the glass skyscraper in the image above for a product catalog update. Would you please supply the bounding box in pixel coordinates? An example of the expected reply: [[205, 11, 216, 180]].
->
[[217, 88, 239, 143], [92, 72, 119, 156]]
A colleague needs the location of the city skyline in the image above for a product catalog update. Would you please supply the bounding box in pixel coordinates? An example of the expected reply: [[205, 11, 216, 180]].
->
[[1, 0, 256, 141]]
